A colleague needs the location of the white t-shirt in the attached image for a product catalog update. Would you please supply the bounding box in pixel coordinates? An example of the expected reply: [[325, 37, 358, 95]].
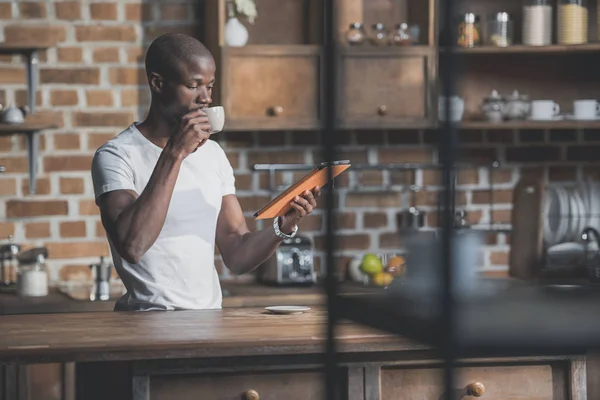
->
[[91, 123, 235, 311]]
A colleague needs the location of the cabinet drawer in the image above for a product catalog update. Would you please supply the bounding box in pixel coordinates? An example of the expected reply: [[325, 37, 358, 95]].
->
[[337, 48, 435, 129], [381, 364, 559, 400], [150, 369, 324, 400], [221, 46, 321, 131]]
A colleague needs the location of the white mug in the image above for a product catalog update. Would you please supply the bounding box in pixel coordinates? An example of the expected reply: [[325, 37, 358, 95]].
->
[[530, 100, 560, 120], [204, 106, 225, 134], [573, 100, 600, 120], [438, 96, 464, 122]]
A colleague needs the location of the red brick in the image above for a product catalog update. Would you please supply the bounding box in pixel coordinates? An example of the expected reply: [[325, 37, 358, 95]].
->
[[314, 234, 370, 251], [60, 177, 85, 194], [109, 68, 147, 85], [0, 4, 12, 19], [248, 151, 304, 166], [506, 146, 561, 163], [491, 169, 513, 184], [90, 3, 117, 20], [234, 174, 252, 190], [86, 90, 114, 107], [471, 189, 513, 205], [490, 209, 512, 224], [22, 111, 64, 128], [143, 25, 195, 43], [0, 67, 26, 84], [25, 222, 50, 239], [0, 223, 15, 237], [458, 148, 498, 163], [19, 2, 46, 18], [429, 210, 483, 227], [4, 25, 66, 46], [0, 136, 11, 152], [0, 157, 28, 173], [87, 132, 116, 150], [44, 155, 92, 172], [567, 145, 600, 162], [356, 171, 383, 187], [125, 46, 146, 63], [490, 251, 509, 266], [335, 212, 356, 229], [380, 232, 402, 249], [22, 178, 51, 196], [345, 192, 402, 208], [95, 221, 106, 238], [15, 134, 46, 152], [50, 89, 79, 106], [313, 150, 368, 164], [60, 221, 87, 238], [92, 47, 120, 63], [54, 133, 81, 150], [79, 200, 99, 215], [363, 212, 387, 228], [75, 26, 137, 42], [378, 148, 434, 163], [0, 178, 17, 196], [41, 68, 99, 85], [55, 1, 81, 19], [549, 166, 577, 182], [390, 170, 416, 186], [486, 130, 514, 144], [72, 112, 133, 127], [6, 200, 68, 217], [57, 47, 83, 63], [59, 265, 91, 282], [457, 169, 479, 185], [46, 242, 109, 259], [299, 215, 322, 232], [160, 3, 190, 20], [237, 196, 271, 211], [125, 3, 153, 21], [121, 89, 150, 107]]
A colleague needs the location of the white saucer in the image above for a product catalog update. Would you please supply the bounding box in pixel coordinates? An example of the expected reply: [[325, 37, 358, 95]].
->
[[564, 114, 600, 121], [265, 306, 311, 315], [527, 116, 564, 121]]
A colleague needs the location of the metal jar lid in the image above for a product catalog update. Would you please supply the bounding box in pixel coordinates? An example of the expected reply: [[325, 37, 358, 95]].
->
[[463, 13, 480, 23], [372, 23, 386, 31], [493, 12, 511, 22], [349, 22, 363, 29]]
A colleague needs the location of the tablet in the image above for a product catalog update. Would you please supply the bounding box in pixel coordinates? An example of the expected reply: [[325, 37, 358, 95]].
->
[[253, 160, 351, 220]]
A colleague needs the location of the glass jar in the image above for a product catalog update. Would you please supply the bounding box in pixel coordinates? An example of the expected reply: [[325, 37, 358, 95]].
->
[[16, 254, 48, 297], [457, 13, 481, 47], [487, 12, 514, 46], [523, 0, 553, 46], [390, 23, 412, 46], [370, 23, 389, 46], [559, 0, 588, 44], [346, 22, 367, 46]]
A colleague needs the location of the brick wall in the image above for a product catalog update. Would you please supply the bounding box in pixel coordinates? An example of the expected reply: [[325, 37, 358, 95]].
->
[[0, 1, 594, 285]]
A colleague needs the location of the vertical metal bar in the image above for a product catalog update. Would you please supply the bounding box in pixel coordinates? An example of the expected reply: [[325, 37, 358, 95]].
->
[[26, 51, 38, 114], [323, 0, 339, 399], [439, 0, 459, 398], [26, 132, 39, 195]]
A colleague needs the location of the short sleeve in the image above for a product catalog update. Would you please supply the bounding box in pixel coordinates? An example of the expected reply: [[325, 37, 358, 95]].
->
[[216, 144, 236, 196], [91, 144, 136, 201]]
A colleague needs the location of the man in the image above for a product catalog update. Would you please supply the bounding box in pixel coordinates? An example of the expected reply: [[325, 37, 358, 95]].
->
[[91, 33, 320, 311]]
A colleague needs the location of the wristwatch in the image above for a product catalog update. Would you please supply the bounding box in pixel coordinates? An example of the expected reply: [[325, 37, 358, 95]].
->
[[273, 217, 298, 240]]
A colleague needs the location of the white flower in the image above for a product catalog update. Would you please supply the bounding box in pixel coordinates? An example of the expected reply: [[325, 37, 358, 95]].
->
[[234, 0, 257, 24]]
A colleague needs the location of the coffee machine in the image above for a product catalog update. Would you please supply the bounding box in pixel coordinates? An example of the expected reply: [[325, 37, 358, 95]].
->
[[257, 236, 316, 285]]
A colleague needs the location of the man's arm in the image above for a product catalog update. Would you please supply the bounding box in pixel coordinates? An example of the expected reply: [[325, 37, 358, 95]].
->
[[216, 190, 319, 275]]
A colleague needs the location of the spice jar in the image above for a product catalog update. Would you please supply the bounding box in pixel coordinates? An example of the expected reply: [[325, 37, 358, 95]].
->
[[370, 23, 389, 46], [487, 12, 514, 46], [16, 253, 48, 297], [523, 0, 553, 46], [559, 0, 589, 44], [346, 22, 367, 45], [457, 13, 481, 47], [390, 23, 412, 46], [0, 235, 20, 287]]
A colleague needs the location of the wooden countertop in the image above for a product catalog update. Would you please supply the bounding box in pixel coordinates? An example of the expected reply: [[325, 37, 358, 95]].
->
[[0, 281, 381, 315], [0, 306, 427, 365]]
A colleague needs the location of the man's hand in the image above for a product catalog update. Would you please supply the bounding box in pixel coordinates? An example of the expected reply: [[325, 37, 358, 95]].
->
[[279, 186, 321, 233], [165, 108, 211, 159]]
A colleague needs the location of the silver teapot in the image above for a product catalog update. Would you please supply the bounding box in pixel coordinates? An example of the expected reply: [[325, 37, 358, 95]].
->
[[504, 90, 530, 120], [481, 90, 506, 123], [0, 104, 29, 124]]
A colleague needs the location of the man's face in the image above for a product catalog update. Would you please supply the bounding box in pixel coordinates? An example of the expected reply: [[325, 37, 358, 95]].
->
[[159, 55, 216, 123]]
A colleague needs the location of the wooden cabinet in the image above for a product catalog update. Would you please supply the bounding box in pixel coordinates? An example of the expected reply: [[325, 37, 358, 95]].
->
[[220, 46, 322, 131], [337, 47, 436, 129]]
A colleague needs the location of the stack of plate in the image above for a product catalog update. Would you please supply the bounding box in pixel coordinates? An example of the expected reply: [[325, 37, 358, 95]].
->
[[543, 181, 599, 246]]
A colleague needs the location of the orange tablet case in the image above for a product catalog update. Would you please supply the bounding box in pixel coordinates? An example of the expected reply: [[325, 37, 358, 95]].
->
[[253, 160, 351, 220]]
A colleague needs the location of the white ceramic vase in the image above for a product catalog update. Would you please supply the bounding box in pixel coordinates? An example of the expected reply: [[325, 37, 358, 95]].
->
[[224, 17, 249, 47]]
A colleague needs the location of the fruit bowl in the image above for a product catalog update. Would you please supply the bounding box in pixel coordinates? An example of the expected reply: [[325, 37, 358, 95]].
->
[[348, 253, 407, 288]]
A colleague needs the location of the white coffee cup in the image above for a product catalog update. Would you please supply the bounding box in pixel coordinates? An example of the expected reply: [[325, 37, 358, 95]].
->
[[204, 106, 225, 134], [573, 100, 600, 120], [530, 100, 560, 120], [438, 96, 464, 122]]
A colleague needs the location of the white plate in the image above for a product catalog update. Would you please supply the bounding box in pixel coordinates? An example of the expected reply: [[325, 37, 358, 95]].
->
[[528, 116, 564, 121], [265, 306, 311, 315], [564, 114, 600, 121]]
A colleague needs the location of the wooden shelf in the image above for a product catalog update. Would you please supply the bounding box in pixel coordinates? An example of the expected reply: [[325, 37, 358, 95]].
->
[[449, 43, 600, 54], [0, 123, 57, 135], [0, 45, 48, 55], [457, 120, 600, 130], [222, 44, 321, 56], [339, 45, 435, 57]]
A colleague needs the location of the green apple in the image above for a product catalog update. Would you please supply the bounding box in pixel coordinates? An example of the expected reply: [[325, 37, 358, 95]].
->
[[360, 253, 383, 275]]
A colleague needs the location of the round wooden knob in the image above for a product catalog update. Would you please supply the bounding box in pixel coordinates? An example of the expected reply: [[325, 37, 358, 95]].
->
[[377, 105, 388, 116], [269, 106, 283, 116], [465, 382, 485, 397], [244, 389, 260, 400]]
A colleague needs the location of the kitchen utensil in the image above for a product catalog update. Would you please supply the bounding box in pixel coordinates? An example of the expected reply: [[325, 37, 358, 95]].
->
[[504, 90, 531, 120], [438, 96, 464, 122], [558, 0, 588, 45], [486, 12, 514, 47], [370, 23, 388, 46], [401, 186, 426, 230], [0, 236, 21, 287], [257, 236, 316, 285], [481, 90, 506, 122], [90, 256, 113, 301], [523, 0, 553, 46], [390, 23, 412, 45], [204, 106, 225, 134], [457, 13, 481, 47], [16, 253, 48, 297], [346, 22, 367, 45], [265, 306, 310, 315], [0, 104, 28, 124], [530, 100, 560, 120], [572, 100, 600, 120]]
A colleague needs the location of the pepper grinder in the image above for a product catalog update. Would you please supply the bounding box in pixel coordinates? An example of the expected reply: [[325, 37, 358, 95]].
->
[[90, 256, 113, 301], [0, 235, 21, 287]]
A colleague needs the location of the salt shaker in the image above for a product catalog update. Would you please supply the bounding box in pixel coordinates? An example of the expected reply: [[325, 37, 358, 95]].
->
[[17, 253, 48, 297]]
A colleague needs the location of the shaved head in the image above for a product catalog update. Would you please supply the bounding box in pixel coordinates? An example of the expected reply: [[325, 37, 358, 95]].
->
[[145, 33, 214, 81]]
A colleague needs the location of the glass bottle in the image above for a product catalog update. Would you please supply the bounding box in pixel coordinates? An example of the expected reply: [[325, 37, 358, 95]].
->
[[17, 253, 48, 297], [487, 12, 514, 47], [370, 23, 389, 46], [523, 0, 553, 46], [390, 23, 412, 46], [558, 0, 589, 44], [457, 13, 481, 47], [346, 22, 367, 45]]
